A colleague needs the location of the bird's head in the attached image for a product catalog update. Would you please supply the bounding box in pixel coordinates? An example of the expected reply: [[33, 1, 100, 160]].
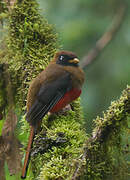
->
[[53, 51, 79, 67]]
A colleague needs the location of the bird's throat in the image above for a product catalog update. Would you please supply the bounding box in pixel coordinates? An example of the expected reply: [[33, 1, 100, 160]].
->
[[50, 88, 81, 113]]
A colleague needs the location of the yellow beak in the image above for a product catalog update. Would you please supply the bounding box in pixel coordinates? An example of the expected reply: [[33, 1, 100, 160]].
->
[[69, 58, 79, 64]]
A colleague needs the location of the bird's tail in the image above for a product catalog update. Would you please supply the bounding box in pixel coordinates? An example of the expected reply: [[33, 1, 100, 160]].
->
[[21, 126, 35, 179]]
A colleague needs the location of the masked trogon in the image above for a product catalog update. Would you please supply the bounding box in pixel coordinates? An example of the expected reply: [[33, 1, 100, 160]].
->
[[21, 50, 84, 179]]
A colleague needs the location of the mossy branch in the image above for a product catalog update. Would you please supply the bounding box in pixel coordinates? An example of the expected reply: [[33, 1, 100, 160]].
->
[[92, 86, 129, 141], [29, 86, 129, 180], [0, 0, 59, 179], [0, 0, 129, 179], [72, 86, 130, 180]]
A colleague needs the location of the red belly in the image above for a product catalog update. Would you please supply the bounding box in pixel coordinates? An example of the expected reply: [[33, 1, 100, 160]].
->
[[50, 88, 81, 113]]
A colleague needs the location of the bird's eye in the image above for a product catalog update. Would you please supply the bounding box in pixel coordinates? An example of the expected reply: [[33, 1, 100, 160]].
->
[[59, 55, 64, 61]]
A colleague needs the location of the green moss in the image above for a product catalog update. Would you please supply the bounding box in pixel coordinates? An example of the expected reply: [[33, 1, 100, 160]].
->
[[0, 0, 8, 19], [1, 1, 129, 179], [85, 86, 130, 180], [0, 0, 58, 109], [0, 1, 87, 179], [30, 99, 88, 180]]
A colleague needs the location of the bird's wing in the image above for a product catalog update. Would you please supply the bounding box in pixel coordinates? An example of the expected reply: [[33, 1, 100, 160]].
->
[[26, 72, 72, 126]]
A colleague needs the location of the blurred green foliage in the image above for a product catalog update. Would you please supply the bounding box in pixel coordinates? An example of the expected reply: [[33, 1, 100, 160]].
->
[[38, 0, 130, 132]]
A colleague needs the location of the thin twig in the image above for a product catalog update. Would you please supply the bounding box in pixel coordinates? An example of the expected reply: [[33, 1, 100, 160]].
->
[[80, 4, 126, 69]]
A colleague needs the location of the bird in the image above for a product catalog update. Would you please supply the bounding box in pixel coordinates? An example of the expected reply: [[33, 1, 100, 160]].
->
[[21, 50, 84, 179]]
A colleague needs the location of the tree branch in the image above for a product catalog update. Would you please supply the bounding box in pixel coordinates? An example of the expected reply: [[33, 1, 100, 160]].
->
[[71, 85, 130, 179], [0, 64, 22, 178], [92, 85, 130, 141], [80, 4, 126, 69]]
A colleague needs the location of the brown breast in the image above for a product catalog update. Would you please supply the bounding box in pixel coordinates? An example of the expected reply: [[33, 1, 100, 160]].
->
[[63, 66, 85, 89]]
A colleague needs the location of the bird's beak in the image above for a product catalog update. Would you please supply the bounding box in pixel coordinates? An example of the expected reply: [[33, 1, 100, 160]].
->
[[69, 58, 79, 64]]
